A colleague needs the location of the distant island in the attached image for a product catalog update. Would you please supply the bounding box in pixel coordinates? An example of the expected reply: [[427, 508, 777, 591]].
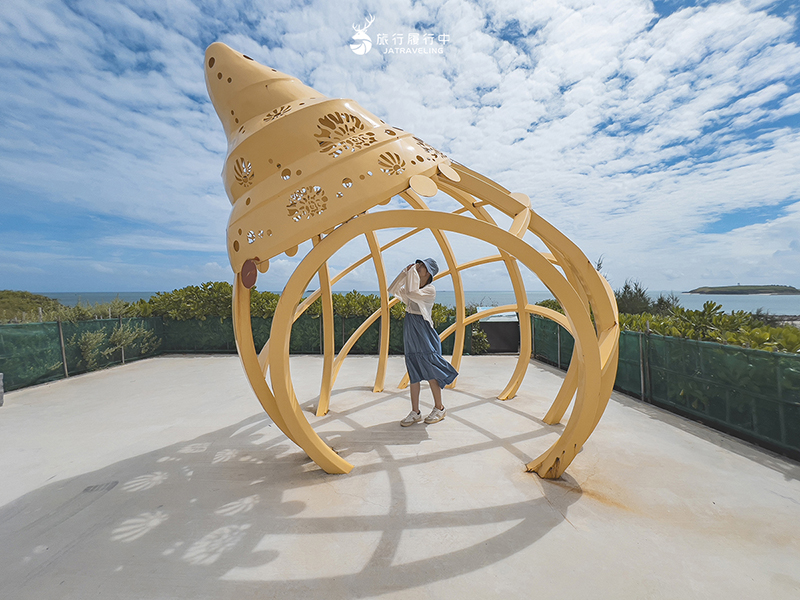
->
[[687, 285, 800, 295]]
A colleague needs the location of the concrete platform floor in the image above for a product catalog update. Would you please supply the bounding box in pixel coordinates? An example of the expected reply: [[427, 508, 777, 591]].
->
[[1, 355, 799, 599]]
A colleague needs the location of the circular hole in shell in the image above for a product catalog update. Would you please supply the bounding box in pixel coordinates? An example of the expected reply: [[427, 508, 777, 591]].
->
[[296, 169, 302, 176], [245, 198, 251, 205], [385, 130, 396, 136], [416, 155, 424, 162], [238, 228, 242, 235], [233, 240, 239, 252], [359, 174, 365, 180], [342, 178, 353, 188], [367, 171, 373, 176], [281, 169, 291, 180], [227, 77, 232, 83], [208, 57, 215, 68], [217, 72, 222, 79]]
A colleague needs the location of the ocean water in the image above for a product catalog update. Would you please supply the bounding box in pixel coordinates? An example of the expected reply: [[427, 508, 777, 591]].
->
[[383, 290, 800, 315], [652, 291, 800, 315], [37, 289, 800, 315], [433, 290, 555, 309]]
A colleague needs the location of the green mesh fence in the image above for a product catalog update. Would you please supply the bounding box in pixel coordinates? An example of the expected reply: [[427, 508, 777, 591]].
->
[[528, 315, 800, 460], [532, 316, 561, 366], [61, 320, 114, 374], [438, 317, 459, 355], [0, 318, 164, 390], [616, 331, 644, 397], [559, 325, 575, 369], [533, 318, 640, 397], [252, 317, 273, 350], [0, 314, 471, 393], [160, 318, 236, 353], [647, 335, 800, 456], [291, 316, 320, 354], [7, 313, 797, 459], [61, 318, 164, 377], [532, 315, 575, 369], [299, 315, 461, 355], [0, 322, 64, 390], [152, 314, 459, 357], [389, 317, 405, 354]]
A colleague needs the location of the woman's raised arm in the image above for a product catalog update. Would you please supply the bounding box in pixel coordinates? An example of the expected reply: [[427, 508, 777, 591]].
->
[[388, 267, 409, 302], [403, 267, 435, 301]]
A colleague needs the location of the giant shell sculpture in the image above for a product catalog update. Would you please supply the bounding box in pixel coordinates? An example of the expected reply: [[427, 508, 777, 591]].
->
[[204, 42, 620, 479]]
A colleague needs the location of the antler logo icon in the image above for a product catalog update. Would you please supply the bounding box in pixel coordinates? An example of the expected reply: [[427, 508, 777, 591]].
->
[[350, 14, 375, 55]]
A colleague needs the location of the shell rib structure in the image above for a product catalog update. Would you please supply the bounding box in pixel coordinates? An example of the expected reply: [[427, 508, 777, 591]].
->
[[205, 42, 620, 479]]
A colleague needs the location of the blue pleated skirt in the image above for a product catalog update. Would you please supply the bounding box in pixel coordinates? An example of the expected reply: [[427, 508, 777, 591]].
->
[[403, 313, 459, 389]]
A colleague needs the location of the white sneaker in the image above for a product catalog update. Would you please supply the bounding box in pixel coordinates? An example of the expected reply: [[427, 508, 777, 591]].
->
[[424, 406, 446, 424], [400, 410, 422, 427]]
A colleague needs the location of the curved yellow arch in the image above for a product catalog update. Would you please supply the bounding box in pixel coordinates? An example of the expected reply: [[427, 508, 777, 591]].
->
[[206, 42, 619, 481], [260, 209, 609, 478]]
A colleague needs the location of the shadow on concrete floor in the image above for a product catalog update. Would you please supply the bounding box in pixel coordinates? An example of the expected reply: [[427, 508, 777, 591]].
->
[[0, 399, 578, 600]]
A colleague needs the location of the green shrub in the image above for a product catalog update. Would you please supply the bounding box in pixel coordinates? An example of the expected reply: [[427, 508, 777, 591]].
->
[[251, 290, 281, 318], [5, 283, 797, 355], [70, 330, 108, 371], [614, 280, 680, 315], [0, 290, 62, 323], [615, 280, 653, 314], [471, 324, 490, 354], [620, 301, 800, 353], [536, 298, 563, 313], [103, 322, 162, 359]]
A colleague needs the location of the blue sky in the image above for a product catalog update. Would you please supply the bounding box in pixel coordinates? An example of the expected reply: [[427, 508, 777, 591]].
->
[[1, 0, 799, 293]]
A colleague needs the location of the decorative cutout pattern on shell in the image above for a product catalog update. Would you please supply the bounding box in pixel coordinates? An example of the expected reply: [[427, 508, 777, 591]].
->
[[234, 157, 254, 187], [287, 186, 328, 221], [263, 104, 292, 124], [414, 137, 446, 160], [315, 112, 377, 158], [246, 230, 265, 244], [377, 152, 406, 175]]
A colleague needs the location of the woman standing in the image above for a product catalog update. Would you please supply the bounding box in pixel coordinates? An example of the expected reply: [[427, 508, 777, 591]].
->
[[387, 258, 459, 426]]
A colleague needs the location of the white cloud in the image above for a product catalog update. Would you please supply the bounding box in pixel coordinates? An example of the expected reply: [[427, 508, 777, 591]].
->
[[1, 0, 799, 295], [93, 262, 114, 273], [101, 233, 223, 252]]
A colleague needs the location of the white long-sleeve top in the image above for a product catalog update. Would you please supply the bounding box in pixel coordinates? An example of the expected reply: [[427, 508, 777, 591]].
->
[[387, 266, 436, 328]]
